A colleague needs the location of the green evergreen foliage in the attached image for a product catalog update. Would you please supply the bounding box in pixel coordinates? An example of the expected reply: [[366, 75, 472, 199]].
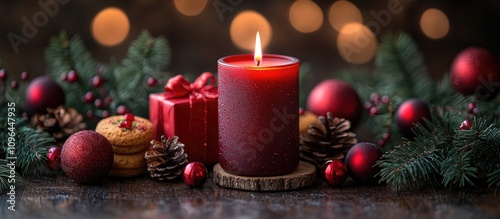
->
[[341, 32, 500, 192]]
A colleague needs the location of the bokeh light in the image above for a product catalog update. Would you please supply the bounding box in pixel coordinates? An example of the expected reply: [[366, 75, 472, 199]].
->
[[289, 0, 323, 33], [91, 7, 130, 47], [329, 0, 363, 32], [336, 22, 378, 64], [230, 10, 272, 51], [420, 8, 449, 39], [173, 0, 208, 16]]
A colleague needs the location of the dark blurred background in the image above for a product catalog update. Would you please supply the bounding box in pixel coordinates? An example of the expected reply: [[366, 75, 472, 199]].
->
[[1, 0, 499, 85]]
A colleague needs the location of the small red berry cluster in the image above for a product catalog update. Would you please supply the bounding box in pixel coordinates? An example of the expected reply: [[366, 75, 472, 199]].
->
[[118, 113, 136, 130], [1, 69, 29, 90], [60, 69, 160, 119], [364, 93, 393, 147]]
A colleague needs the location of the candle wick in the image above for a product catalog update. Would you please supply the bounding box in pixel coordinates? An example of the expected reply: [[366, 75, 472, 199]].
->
[[256, 60, 261, 66]]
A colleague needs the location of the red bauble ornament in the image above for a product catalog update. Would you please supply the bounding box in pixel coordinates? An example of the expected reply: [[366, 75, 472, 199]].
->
[[321, 159, 348, 187], [61, 130, 114, 184], [460, 120, 472, 130], [306, 79, 362, 126], [24, 76, 65, 116], [183, 162, 208, 187], [395, 98, 431, 138], [450, 47, 499, 99], [47, 146, 62, 170], [345, 142, 382, 182]]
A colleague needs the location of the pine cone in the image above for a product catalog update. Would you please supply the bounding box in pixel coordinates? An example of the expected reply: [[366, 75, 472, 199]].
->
[[145, 135, 188, 180], [300, 112, 357, 168], [32, 106, 86, 140]]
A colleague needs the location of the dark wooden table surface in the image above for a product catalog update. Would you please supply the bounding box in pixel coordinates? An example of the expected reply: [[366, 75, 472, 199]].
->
[[1, 171, 500, 219]]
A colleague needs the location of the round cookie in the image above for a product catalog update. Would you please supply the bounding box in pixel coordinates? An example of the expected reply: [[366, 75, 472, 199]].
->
[[108, 167, 147, 178], [95, 115, 154, 149], [113, 152, 147, 169], [299, 111, 319, 136], [112, 143, 149, 154]]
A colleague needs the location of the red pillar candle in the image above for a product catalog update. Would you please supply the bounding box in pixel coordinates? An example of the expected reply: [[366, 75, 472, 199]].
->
[[218, 53, 300, 176]]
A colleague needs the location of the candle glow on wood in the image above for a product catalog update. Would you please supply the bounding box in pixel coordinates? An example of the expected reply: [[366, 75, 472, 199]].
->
[[254, 32, 262, 66]]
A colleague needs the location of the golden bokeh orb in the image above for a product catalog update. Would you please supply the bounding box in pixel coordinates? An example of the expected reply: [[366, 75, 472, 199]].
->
[[289, 0, 323, 33], [420, 8, 449, 39], [91, 7, 130, 47], [329, 0, 363, 32], [173, 0, 208, 16], [337, 22, 378, 64], [230, 10, 272, 51]]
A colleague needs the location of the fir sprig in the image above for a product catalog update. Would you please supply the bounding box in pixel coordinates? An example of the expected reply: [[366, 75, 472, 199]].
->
[[112, 30, 170, 118], [0, 111, 56, 191]]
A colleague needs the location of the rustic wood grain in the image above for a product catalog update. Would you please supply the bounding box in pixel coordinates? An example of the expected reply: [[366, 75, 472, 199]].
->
[[213, 162, 317, 191], [1, 171, 500, 219]]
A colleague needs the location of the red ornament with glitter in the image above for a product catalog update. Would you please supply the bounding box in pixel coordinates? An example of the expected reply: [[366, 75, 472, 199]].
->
[[395, 98, 432, 138], [183, 162, 208, 187], [149, 72, 219, 165], [345, 142, 382, 182], [450, 47, 499, 99], [306, 79, 362, 127], [321, 159, 348, 187]]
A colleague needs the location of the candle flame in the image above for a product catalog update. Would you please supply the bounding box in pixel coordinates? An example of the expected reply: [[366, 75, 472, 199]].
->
[[254, 31, 262, 66]]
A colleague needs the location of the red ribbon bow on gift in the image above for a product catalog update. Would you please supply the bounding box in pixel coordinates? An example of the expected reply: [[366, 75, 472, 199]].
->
[[164, 72, 218, 99]]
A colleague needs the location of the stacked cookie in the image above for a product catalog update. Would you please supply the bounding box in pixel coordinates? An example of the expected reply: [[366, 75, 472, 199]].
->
[[96, 115, 154, 177]]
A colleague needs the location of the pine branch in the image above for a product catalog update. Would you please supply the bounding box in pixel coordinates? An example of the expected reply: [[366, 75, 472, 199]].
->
[[488, 166, 500, 193], [0, 159, 22, 191], [112, 30, 170, 118], [375, 32, 434, 101], [45, 31, 98, 115]]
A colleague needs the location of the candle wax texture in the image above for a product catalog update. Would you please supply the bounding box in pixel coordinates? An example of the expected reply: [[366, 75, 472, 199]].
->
[[218, 54, 299, 176]]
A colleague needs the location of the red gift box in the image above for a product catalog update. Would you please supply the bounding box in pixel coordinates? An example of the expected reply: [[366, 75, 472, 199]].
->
[[149, 73, 219, 165]]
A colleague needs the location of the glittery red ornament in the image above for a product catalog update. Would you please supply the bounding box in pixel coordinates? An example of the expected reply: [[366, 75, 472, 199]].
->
[[306, 79, 362, 126], [24, 76, 65, 116], [395, 98, 431, 138], [321, 159, 348, 187], [345, 142, 382, 182], [450, 47, 499, 99], [183, 162, 208, 187], [47, 146, 62, 170], [61, 130, 114, 184]]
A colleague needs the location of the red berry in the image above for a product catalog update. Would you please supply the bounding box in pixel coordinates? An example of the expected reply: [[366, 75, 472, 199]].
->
[[369, 107, 378, 116], [0, 69, 7, 81], [11, 80, 18, 89], [364, 101, 373, 110], [102, 110, 110, 118], [67, 70, 78, 83], [370, 93, 380, 104], [86, 110, 94, 118], [83, 92, 95, 103], [377, 139, 386, 147], [123, 120, 133, 129], [116, 105, 128, 115], [381, 96, 390, 104], [299, 108, 305, 115], [92, 75, 104, 87], [460, 120, 472, 130], [124, 113, 135, 121], [104, 96, 113, 105], [472, 108, 478, 115], [382, 133, 391, 141], [61, 72, 68, 81], [147, 77, 158, 87], [94, 99, 104, 108], [21, 71, 29, 81], [468, 103, 476, 111]]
